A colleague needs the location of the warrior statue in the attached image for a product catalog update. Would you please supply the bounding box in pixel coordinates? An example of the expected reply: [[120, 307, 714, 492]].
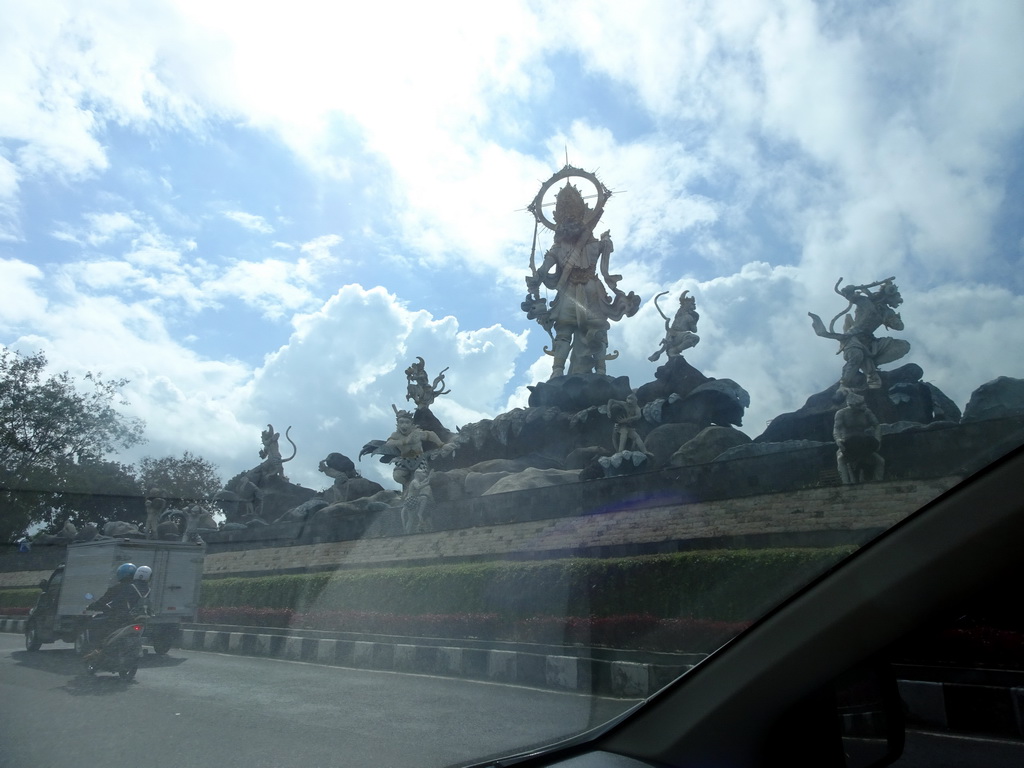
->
[[808, 277, 910, 390], [405, 357, 450, 410], [833, 391, 884, 483], [359, 406, 445, 497], [522, 165, 641, 379], [649, 289, 700, 362]]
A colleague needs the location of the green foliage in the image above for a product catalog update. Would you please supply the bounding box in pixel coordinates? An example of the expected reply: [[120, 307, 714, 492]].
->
[[38, 458, 143, 531], [0, 588, 39, 611], [0, 348, 146, 541], [200, 547, 855, 623], [137, 451, 223, 505]]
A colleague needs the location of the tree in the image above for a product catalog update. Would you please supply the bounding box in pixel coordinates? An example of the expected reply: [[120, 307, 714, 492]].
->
[[40, 458, 142, 532], [0, 348, 146, 542], [137, 451, 223, 507]]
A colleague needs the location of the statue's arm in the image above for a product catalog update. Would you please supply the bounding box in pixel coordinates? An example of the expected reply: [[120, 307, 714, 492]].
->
[[832, 412, 847, 446], [809, 312, 842, 340], [598, 232, 622, 292], [530, 249, 560, 291], [422, 430, 444, 451], [868, 411, 882, 439]]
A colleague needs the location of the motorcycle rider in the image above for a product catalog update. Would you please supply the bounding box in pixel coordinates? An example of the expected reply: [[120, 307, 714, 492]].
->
[[83, 562, 147, 656]]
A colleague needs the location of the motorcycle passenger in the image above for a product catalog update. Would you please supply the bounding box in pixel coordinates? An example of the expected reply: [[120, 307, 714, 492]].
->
[[84, 562, 145, 654], [132, 565, 153, 616]]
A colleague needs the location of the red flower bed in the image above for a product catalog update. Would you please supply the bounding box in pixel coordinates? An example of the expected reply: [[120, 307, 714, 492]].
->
[[198, 607, 295, 628]]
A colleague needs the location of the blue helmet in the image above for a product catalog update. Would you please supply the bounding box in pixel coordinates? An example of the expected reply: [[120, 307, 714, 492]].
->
[[116, 562, 137, 582]]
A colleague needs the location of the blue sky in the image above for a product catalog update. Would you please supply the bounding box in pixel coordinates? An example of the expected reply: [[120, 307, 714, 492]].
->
[[2, 0, 1023, 492]]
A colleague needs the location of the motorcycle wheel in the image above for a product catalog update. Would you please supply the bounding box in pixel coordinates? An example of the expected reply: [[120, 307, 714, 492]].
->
[[119, 664, 137, 681], [25, 623, 42, 652]]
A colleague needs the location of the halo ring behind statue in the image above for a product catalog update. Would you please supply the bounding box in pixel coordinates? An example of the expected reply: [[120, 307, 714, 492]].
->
[[529, 165, 611, 232]]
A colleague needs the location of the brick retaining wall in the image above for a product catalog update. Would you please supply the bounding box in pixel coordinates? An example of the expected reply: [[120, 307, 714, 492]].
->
[[0, 476, 959, 587], [201, 476, 956, 577]]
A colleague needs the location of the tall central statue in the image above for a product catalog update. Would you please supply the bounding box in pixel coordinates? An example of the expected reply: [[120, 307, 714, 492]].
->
[[523, 165, 641, 379]]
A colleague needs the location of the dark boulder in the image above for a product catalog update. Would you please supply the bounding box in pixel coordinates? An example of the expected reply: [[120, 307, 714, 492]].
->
[[636, 356, 710, 405], [670, 426, 751, 467], [527, 373, 632, 412], [644, 422, 703, 468], [963, 377, 1024, 422]]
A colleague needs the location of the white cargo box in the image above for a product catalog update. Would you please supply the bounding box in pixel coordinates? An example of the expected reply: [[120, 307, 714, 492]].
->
[[56, 538, 205, 624]]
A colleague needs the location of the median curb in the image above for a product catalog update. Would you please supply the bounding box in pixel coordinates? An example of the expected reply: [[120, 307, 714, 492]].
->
[[179, 627, 691, 697], [2, 617, 691, 697]]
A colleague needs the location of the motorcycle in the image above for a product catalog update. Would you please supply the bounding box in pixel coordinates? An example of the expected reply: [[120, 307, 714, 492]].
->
[[82, 616, 147, 680]]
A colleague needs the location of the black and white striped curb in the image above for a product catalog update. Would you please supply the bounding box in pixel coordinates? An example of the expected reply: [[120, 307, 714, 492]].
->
[[2, 618, 26, 633], [1, 618, 690, 697], [179, 627, 690, 697]]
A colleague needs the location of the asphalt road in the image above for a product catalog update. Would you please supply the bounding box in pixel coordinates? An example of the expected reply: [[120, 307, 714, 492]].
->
[[7, 634, 1023, 768], [0, 634, 635, 768]]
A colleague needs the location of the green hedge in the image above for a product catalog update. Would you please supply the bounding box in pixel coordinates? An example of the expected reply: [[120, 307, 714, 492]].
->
[[0, 588, 40, 611], [200, 547, 855, 622], [0, 548, 856, 622]]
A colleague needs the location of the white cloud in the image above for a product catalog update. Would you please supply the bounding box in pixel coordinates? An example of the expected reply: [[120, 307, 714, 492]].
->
[[90, 211, 140, 243], [0, 153, 19, 197], [0, 259, 48, 329], [205, 260, 317, 319], [0, 3, 211, 186], [908, 283, 1024, 407], [223, 210, 274, 234]]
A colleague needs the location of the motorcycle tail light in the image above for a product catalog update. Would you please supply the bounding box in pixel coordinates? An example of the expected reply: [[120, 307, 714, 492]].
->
[[132, 625, 143, 632]]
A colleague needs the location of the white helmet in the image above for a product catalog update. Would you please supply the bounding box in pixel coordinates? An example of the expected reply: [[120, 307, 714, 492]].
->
[[134, 565, 153, 582]]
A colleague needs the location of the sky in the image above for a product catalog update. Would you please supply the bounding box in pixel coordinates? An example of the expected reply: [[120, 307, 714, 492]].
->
[[2, 0, 1023, 493]]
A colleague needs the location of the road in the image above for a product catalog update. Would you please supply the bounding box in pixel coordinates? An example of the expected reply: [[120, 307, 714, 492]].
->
[[7, 634, 1023, 768], [0, 634, 635, 768]]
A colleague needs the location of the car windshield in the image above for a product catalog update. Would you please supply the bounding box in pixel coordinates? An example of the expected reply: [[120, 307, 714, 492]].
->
[[2, 3, 1023, 767]]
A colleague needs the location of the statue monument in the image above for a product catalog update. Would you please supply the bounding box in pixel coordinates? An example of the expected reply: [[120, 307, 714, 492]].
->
[[257, 424, 296, 481], [649, 289, 700, 362], [405, 357, 450, 410], [215, 423, 300, 524], [833, 391, 884, 483], [522, 164, 641, 379], [807, 277, 910, 483], [360, 406, 446, 497], [808, 277, 910, 390], [606, 393, 647, 454]]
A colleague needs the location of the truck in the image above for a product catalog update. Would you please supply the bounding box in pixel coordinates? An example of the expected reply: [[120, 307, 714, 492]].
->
[[24, 538, 205, 655]]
